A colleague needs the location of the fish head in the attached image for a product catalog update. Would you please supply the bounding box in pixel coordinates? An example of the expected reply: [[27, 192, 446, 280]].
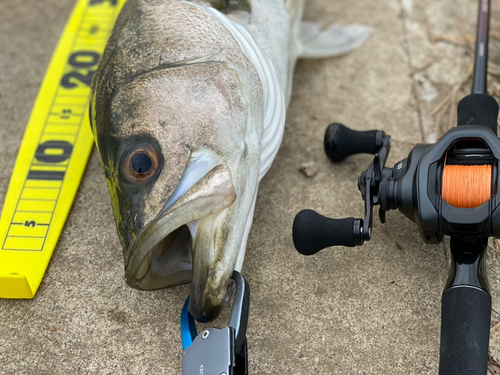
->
[[91, 60, 261, 322]]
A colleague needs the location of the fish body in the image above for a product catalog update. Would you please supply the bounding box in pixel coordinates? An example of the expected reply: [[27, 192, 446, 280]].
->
[[91, 0, 370, 321]]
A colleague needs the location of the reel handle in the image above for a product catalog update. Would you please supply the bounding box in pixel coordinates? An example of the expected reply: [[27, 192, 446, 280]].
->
[[324, 123, 385, 162], [292, 210, 363, 255], [439, 287, 491, 375]]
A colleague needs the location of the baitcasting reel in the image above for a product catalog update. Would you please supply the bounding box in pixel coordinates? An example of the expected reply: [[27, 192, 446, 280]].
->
[[293, 94, 499, 374], [293, 1, 498, 373], [294, 93, 500, 253]]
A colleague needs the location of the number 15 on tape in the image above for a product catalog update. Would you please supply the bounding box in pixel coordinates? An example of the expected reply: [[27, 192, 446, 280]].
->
[[0, 0, 124, 298]]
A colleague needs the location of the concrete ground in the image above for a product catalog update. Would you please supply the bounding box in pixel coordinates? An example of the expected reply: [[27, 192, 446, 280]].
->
[[1, 0, 500, 373]]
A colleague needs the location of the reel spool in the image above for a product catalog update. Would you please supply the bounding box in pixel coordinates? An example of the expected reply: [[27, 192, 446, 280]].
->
[[442, 165, 492, 208]]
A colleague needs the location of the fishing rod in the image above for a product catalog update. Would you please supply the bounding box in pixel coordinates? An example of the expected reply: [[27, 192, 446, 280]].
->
[[293, 0, 497, 373]]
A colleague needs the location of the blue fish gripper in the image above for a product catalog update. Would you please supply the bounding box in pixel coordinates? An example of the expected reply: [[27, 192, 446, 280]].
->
[[180, 271, 250, 375]]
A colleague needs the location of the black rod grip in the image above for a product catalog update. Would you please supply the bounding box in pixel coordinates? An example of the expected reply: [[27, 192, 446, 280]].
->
[[324, 123, 382, 162], [292, 209, 357, 255], [439, 286, 491, 375], [457, 94, 499, 135]]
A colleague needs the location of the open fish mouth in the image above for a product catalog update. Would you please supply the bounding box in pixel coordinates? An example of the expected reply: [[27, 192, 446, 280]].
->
[[129, 223, 194, 290], [125, 164, 236, 290]]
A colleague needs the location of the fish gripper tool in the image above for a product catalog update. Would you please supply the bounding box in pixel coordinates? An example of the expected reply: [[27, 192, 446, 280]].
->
[[180, 271, 249, 375]]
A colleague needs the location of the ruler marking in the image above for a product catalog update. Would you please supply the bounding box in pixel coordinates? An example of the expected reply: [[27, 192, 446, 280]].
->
[[4, 2, 96, 251], [11, 223, 51, 235], [17, 199, 57, 202], [0, 1, 124, 293], [18, 200, 56, 212], [37, 98, 91, 250], [2, 249, 43, 252], [22, 186, 62, 192], [6, 236, 46, 239], [43, 129, 79, 132], [31, 3, 97, 252], [31, 162, 69, 167], [74, 37, 111, 42], [27, 169, 67, 174], [82, 16, 112, 20], [4, 2, 123, 251], [13, 212, 52, 222], [8, 193, 60, 249], [46, 121, 82, 125], [26, 171, 66, 181], [47, 119, 82, 122], [43, 132, 80, 136], [49, 112, 84, 116], [28, 164, 68, 168], [15, 211, 55, 214], [56, 94, 89, 97], [51, 104, 86, 109], [46, 123, 82, 126], [2, 247, 44, 252]]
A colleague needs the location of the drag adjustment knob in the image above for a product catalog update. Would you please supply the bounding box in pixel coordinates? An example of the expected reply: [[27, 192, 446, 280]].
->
[[324, 123, 385, 162], [292, 209, 362, 255]]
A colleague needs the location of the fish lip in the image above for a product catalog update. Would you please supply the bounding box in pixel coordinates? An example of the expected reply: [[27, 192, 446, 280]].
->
[[189, 277, 236, 323], [123, 164, 236, 290], [189, 299, 224, 323]]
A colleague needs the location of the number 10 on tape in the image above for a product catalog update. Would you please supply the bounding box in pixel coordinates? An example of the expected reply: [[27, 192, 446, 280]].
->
[[0, 0, 124, 298]]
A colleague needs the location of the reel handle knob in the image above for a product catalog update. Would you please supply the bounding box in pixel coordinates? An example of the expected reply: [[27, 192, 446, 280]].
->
[[324, 123, 385, 162], [292, 209, 362, 255]]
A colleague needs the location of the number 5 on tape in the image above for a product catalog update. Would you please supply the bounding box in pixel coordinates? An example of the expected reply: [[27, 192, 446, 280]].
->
[[0, 0, 124, 298]]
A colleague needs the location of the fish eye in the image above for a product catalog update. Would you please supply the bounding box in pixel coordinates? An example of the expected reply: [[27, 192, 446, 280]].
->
[[121, 144, 159, 183], [131, 152, 152, 174]]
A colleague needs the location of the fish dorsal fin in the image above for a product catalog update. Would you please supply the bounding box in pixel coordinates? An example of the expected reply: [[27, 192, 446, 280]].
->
[[197, 0, 250, 13], [223, 0, 251, 12], [298, 21, 372, 58], [202, 0, 223, 9]]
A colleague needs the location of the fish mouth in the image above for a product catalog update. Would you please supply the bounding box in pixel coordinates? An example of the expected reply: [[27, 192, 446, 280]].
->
[[125, 164, 236, 291], [129, 224, 194, 289]]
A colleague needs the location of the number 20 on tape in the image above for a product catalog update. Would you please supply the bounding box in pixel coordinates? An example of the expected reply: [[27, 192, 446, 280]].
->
[[0, 0, 124, 298]]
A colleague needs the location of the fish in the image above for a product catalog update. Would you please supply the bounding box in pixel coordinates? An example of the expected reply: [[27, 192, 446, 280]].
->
[[90, 0, 371, 322]]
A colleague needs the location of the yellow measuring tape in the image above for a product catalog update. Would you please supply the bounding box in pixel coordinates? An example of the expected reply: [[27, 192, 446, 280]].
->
[[0, 0, 124, 298]]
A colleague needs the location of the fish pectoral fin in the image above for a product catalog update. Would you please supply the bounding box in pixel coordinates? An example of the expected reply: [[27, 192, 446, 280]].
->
[[298, 22, 372, 59], [222, 0, 251, 12], [202, 0, 223, 10], [201, 0, 250, 13]]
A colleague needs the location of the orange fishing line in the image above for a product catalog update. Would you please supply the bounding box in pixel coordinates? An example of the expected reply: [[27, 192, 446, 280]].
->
[[442, 165, 492, 208]]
